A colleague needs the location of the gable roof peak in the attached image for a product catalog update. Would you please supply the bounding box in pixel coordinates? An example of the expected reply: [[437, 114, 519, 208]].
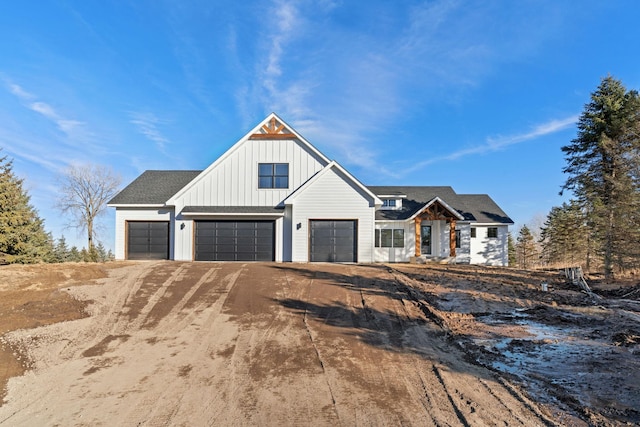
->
[[250, 113, 296, 140]]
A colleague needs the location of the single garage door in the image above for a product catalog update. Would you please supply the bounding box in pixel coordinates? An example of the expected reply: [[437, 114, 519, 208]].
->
[[310, 220, 357, 262], [127, 221, 170, 260], [195, 221, 275, 261]]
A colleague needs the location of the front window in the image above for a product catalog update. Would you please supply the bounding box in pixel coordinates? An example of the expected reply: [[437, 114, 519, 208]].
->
[[487, 227, 498, 238], [471, 228, 476, 238], [382, 199, 396, 207], [258, 163, 289, 189], [375, 229, 404, 248], [455, 229, 461, 248]]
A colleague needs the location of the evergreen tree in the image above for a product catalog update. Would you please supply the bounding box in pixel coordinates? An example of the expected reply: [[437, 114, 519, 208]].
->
[[515, 225, 539, 269], [53, 236, 70, 263], [68, 246, 82, 262], [95, 242, 107, 262], [561, 76, 640, 278], [540, 201, 589, 268], [0, 152, 53, 263]]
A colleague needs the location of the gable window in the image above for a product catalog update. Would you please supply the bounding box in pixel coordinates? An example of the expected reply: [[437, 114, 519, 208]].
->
[[471, 228, 476, 238], [455, 229, 461, 248], [487, 227, 498, 238], [382, 199, 396, 207], [258, 163, 289, 189], [375, 229, 404, 248]]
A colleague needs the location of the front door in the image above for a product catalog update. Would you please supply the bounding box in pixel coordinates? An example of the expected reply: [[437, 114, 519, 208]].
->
[[421, 225, 432, 255]]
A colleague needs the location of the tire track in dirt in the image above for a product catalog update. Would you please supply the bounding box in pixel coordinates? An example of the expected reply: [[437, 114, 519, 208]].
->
[[387, 265, 556, 426], [350, 267, 460, 425], [300, 275, 341, 422], [1, 262, 563, 426], [119, 263, 245, 425], [0, 263, 162, 424]]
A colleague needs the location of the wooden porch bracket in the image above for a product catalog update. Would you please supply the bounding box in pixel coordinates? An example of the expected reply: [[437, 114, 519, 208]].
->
[[414, 217, 422, 257], [449, 219, 456, 257]]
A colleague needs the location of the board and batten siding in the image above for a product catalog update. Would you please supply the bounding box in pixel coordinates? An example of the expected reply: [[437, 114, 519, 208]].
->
[[469, 224, 509, 266], [454, 223, 472, 264], [373, 221, 413, 262], [289, 167, 376, 262], [173, 138, 327, 211], [114, 208, 174, 260]]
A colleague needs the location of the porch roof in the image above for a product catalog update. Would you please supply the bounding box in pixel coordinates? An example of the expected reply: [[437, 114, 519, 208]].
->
[[367, 186, 514, 224]]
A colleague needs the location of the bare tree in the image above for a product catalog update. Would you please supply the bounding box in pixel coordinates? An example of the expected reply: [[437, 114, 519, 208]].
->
[[57, 164, 121, 255]]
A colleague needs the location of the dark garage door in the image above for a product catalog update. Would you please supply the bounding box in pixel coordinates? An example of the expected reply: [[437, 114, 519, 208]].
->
[[127, 221, 170, 260], [195, 221, 275, 261], [310, 220, 357, 262]]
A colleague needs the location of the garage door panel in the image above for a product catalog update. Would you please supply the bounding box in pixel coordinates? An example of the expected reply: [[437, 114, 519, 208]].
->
[[310, 220, 357, 263], [195, 221, 275, 262], [127, 222, 169, 260]]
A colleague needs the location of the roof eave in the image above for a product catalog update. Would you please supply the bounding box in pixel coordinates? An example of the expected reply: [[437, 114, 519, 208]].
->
[[107, 203, 167, 208]]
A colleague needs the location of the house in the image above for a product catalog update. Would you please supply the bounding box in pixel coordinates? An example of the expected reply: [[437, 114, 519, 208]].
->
[[108, 113, 513, 265]]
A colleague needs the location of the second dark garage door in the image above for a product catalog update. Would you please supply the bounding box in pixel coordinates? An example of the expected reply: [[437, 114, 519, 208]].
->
[[310, 220, 357, 262], [127, 221, 170, 260], [195, 221, 275, 261]]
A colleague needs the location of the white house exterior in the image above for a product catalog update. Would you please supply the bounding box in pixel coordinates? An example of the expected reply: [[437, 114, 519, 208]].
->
[[109, 113, 513, 265]]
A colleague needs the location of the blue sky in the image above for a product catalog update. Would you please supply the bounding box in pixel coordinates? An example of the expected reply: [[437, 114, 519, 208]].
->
[[1, 1, 639, 250]]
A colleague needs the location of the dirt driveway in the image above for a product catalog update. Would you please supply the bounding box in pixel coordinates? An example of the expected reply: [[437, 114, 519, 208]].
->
[[0, 262, 638, 426]]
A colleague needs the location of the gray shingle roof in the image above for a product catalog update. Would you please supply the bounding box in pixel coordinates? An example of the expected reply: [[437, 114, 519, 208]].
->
[[108, 170, 201, 205], [367, 186, 513, 224]]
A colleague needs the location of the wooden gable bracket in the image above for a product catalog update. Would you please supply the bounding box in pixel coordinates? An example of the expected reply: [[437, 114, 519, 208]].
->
[[250, 117, 297, 140]]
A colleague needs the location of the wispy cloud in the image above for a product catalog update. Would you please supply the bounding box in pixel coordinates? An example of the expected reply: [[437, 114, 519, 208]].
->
[[234, 0, 572, 176], [261, 0, 299, 97], [404, 114, 579, 173], [5, 81, 88, 141], [129, 111, 171, 151], [8, 82, 36, 100]]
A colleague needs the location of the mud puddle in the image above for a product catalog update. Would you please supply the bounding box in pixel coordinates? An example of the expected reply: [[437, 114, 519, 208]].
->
[[471, 309, 640, 422]]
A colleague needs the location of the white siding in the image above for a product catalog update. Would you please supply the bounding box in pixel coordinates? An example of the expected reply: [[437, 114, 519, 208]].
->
[[373, 221, 413, 262], [469, 225, 509, 266], [114, 208, 174, 260], [173, 218, 192, 261], [454, 223, 472, 264], [373, 221, 473, 264], [173, 138, 327, 211], [289, 167, 376, 262]]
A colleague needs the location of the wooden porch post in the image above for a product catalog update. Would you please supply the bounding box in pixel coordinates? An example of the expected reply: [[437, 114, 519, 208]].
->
[[449, 219, 456, 257], [415, 217, 422, 257]]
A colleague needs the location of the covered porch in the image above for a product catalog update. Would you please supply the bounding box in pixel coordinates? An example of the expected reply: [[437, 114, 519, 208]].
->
[[411, 197, 464, 260]]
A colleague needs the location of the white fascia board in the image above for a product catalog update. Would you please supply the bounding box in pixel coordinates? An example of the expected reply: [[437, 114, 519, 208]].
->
[[107, 204, 166, 208], [284, 161, 383, 206], [408, 196, 465, 221], [180, 212, 284, 217], [376, 194, 408, 198], [166, 113, 331, 205]]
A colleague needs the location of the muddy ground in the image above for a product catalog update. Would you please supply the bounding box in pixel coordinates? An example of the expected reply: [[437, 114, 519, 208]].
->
[[0, 261, 638, 426]]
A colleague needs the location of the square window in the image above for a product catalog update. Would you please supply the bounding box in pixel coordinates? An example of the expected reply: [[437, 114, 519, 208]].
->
[[258, 163, 289, 188], [487, 227, 498, 238]]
